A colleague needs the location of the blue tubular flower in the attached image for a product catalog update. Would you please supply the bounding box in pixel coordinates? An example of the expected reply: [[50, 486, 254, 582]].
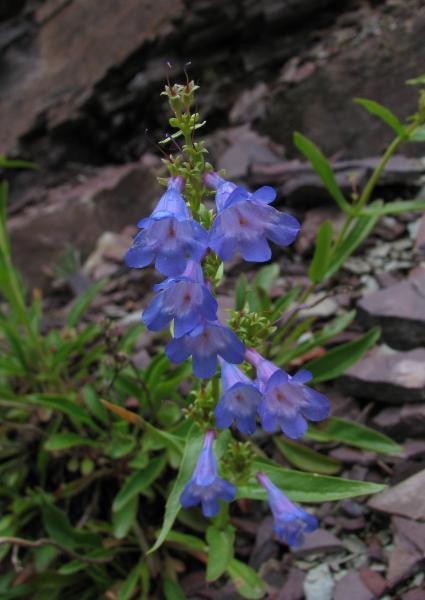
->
[[142, 260, 218, 338], [204, 174, 300, 262], [215, 359, 261, 434], [166, 320, 245, 379], [125, 176, 208, 277], [256, 472, 317, 547], [246, 349, 330, 439], [180, 431, 236, 517]]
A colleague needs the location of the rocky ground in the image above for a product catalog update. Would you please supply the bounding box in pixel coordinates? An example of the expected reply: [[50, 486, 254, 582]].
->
[[2, 0, 425, 599]]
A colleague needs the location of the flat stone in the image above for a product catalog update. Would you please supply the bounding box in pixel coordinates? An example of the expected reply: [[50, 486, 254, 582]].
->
[[387, 533, 423, 587], [402, 589, 425, 600], [333, 571, 374, 600], [368, 469, 425, 520], [293, 529, 345, 557], [9, 162, 159, 287], [358, 274, 425, 350], [392, 516, 425, 554], [359, 567, 387, 598], [277, 568, 305, 600], [339, 347, 425, 404], [373, 404, 425, 440]]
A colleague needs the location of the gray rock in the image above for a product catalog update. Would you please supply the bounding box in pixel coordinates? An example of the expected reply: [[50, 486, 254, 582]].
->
[[303, 564, 334, 600], [358, 274, 425, 350], [368, 469, 425, 520], [339, 347, 425, 404], [373, 404, 425, 440]]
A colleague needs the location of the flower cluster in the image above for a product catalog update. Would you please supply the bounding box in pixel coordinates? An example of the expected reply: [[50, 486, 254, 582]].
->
[[125, 171, 330, 546]]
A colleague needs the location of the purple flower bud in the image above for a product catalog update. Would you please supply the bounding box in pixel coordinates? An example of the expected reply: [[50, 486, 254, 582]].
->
[[246, 349, 330, 439], [205, 174, 300, 262], [215, 359, 261, 434], [180, 431, 236, 517], [142, 260, 218, 338], [256, 472, 317, 547], [166, 320, 245, 379], [125, 177, 208, 277]]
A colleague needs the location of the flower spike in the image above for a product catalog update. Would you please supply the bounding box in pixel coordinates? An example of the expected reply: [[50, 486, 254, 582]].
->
[[180, 431, 236, 517], [256, 472, 317, 547]]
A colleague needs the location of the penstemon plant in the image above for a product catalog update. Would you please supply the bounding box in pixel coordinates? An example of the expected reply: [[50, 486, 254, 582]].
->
[[119, 74, 425, 595]]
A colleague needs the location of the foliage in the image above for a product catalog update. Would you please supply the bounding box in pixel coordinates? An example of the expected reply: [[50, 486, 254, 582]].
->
[[0, 75, 424, 598]]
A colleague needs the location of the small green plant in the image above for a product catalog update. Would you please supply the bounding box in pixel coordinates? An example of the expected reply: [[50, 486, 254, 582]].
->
[[1, 74, 424, 598]]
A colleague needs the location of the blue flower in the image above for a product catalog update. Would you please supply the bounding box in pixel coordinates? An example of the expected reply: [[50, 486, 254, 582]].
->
[[180, 431, 236, 517], [142, 260, 218, 338], [166, 320, 245, 379], [125, 176, 208, 277], [246, 349, 330, 439], [205, 173, 300, 262], [256, 471, 317, 547], [215, 359, 261, 434]]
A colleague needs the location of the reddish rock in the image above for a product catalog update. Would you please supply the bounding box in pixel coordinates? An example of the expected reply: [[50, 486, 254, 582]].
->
[[402, 589, 425, 600], [277, 568, 305, 600], [0, 0, 183, 153], [359, 567, 387, 598], [333, 571, 374, 600], [357, 274, 425, 350], [292, 529, 345, 557], [9, 161, 160, 286], [295, 206, 344, 255], [368, 469, 425, 520], [387, 533, 423, 587], [339, 347, 425, 404], [392, 516, 425, 554]]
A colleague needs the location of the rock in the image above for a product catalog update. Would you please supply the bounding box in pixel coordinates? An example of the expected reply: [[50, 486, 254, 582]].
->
[[303, 563, 334, 600], [359, 567, 387, 598], [333, 571, 374, 600], [263, 7, 425, 159], [229, 82, 269, 125], [0, 0, 184, 154], [387, 533, 423, 587], [339, 346, 425, 404], [295, 206, 344, 255], [368, 468, 425, 520], [9, 162, 159, 286], [344, 257, 372, 275], [414, 214, 425, 252], [372, 404, 425, 440], [392, 516, 425, 555], [293, 529, 345, 557], [402, 589, 425, 600], [277, 567, 305, 600], [83, 230, 134, 281], [357, 273, 425, 350]]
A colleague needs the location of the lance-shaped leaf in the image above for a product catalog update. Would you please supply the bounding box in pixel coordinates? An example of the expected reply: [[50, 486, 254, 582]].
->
[[354, 98, 405, 137]]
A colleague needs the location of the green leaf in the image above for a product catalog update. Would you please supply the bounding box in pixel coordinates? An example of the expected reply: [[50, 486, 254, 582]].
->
[[409, 125, 425, 142], [165, 530, 207, 552], [0, 155, 37, 170], [308, 220, 333, 283], [113, 496, 138, 539], [270, 286, 301, 321], [40, 497, 101, 549], [304, 326, 381, 382], [118, 561, 143, 600], [227, 559, 267, 600], [45, 433, 101, 451], [274, 437, 341, 475], [354, 98, 405, 137], [113, 455, 167, 512], [275, 310, 356, 366], [360, 198, 425, 216], [207, 525, 235, 581], [254, 263, 280, 294], [294, 132, 352, 214], [235, 274, 248, 311], [307, 417, 403, 455], [163, 579, 187, 600], [406, 74, 425, 85], [26, 394, 98, 429], [238, 459, 385, 502], [326, 211, 380, 278], [148, 424, 203, 553], [66, 279, 106, 327]]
